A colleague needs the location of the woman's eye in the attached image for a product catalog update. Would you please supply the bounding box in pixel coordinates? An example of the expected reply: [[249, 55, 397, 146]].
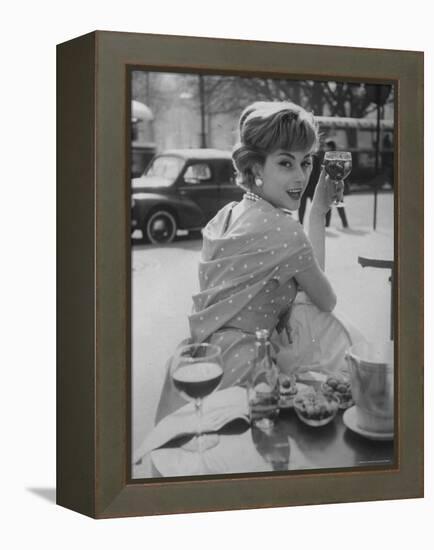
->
[[302, 161, 312, 168], [280, 161, 292, 168]]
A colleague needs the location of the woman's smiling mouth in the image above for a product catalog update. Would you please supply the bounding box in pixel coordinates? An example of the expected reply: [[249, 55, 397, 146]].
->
[[286, 188, 303, 200]]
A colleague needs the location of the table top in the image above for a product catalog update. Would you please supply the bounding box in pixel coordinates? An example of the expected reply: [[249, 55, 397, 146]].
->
[[150, 370, 394, 478]]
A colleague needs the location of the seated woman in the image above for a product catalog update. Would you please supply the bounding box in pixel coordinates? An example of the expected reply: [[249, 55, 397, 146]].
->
[[155, 100, 362, 420]]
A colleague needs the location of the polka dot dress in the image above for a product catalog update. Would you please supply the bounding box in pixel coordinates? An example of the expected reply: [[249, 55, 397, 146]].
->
[[189, 198, 316, 388]]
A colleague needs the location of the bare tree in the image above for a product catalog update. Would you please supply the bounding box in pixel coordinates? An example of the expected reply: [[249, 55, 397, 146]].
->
[[200, 76, 382, 120]]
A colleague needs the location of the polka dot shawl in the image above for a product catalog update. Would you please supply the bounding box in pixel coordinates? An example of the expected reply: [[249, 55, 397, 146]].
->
[[189, 199, 316, 343]]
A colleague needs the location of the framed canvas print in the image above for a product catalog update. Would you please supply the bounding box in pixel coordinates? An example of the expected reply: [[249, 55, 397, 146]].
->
[[57, 31, 423, 518]]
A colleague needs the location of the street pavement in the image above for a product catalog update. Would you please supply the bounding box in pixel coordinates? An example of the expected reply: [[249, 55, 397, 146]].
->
[[131, 191, 394, 460]]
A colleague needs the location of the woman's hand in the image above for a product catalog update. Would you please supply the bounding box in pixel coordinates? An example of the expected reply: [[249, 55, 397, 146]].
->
[[311, 168, 341, 215]]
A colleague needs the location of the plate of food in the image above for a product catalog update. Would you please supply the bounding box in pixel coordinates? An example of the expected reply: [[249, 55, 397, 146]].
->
[[321, 374, 354, 410], [293, 390, 340, 427], [279, 374, 313, 409]]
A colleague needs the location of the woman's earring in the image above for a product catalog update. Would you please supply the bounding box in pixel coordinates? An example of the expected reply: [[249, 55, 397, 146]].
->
[[255, 176, 263, 187]]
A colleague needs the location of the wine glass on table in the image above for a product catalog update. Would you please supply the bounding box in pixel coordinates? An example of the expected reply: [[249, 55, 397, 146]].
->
[[323, 151, 352, 208], [170, 343, 224, 468]]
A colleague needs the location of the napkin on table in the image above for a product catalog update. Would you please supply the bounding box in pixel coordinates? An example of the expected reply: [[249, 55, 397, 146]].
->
[[134, 386, 249, 464]]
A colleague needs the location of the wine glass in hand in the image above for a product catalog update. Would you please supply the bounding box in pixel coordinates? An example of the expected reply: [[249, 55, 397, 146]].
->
[[323, 151, 352, 207], [171, 343, 223, 461]]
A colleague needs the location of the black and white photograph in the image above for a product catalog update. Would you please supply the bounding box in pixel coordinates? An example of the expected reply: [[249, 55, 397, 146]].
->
[[130, 70, 395, 479], [4, 0, 430, 538]]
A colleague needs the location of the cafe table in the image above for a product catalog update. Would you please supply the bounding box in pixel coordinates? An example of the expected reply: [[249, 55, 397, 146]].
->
[[143, 370, 394, 479]]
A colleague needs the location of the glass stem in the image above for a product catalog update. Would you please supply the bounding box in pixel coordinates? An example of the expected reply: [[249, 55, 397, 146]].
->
[[195, 398, 205, 473], [335, 179, 345, 205]]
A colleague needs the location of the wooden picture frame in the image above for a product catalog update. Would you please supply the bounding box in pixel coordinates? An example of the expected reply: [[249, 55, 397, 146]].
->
[[57, 30, 423, 518]]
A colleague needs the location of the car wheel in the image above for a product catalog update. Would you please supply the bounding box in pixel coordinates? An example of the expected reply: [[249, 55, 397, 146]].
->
[[144, 209, 177, 244]]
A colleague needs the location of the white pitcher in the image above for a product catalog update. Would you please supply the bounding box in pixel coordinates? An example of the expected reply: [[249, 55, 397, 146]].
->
[[346, 341, 394, 433]]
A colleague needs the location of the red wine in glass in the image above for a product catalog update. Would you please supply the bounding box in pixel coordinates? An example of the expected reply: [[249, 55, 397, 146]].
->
[[323, 151, 352, 207], [172, 362, 223, 401], [170, 343, 223, 464]]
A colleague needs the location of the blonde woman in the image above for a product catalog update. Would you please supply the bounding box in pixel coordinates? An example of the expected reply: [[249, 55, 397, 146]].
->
[[186, 101, 361, 389]]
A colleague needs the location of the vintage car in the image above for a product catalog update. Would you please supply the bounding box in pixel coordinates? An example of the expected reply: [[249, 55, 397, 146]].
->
[[131, 149, 243, 244]]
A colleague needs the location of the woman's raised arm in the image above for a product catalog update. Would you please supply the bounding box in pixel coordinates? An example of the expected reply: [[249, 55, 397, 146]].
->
[[307, 168, 336, 270], [295, 168, 337, 312]]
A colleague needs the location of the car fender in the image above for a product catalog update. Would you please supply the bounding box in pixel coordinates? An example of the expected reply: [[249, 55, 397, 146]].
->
[[131, 192, 205, 229]]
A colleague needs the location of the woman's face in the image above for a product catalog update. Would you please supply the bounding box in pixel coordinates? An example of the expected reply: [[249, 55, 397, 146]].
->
[[256, 148, 313, 211]]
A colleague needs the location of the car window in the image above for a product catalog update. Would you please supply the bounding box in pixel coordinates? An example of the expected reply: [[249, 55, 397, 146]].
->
[[183, 163, 212, 184], [146, 156, 184, 182]]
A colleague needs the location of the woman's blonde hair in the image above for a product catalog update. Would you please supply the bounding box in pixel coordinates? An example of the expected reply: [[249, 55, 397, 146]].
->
[[232, 101, 319, 190]]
